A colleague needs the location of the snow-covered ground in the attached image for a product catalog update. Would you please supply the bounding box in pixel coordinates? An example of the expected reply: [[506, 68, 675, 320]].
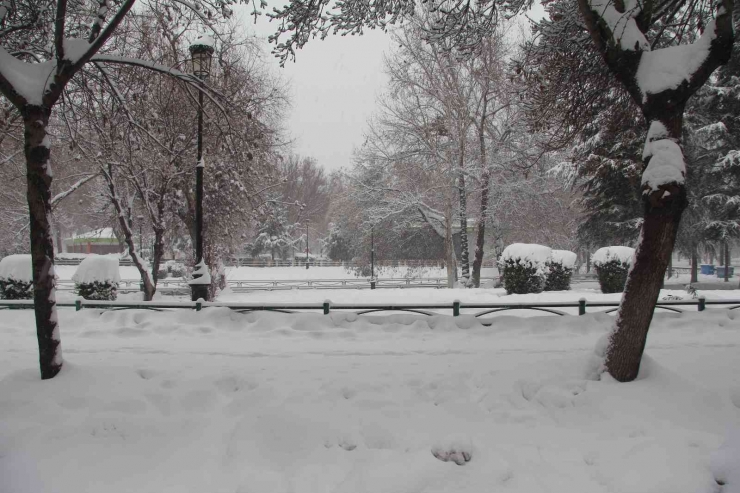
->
[[2, 286, 740, 492]]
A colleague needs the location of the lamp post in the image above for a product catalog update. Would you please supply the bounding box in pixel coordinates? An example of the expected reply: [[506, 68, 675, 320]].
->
[[305, 220, 310, 270], [188, 35, 214, 302], [370, 224, 376, 289]]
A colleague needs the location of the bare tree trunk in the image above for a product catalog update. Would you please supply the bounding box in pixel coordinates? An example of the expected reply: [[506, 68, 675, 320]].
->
[[457, 145, 470, 285], [24, 108, 62, 380], [691, 250, 698, 284], [667, 253, 673, 279], [444, 194, 455, 288], [103, 164, 155, 300], [724, 241, 730, 282], [472, 169, 490, 288], [471, 106, 489, 289]]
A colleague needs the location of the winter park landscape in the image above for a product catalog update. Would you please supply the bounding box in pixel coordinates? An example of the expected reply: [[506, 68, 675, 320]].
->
[[2, 0, 740, 491]]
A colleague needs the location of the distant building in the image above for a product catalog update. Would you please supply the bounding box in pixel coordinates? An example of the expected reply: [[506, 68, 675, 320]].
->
[[64, 228, 123, 255]]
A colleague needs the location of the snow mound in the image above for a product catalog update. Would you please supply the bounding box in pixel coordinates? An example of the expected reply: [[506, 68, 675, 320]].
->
[[712, 429, 740, 492], [72, 255, 121, 284], [592, 246, 635, 266], [0, 254, 32, 282], [500, 243, 552, 268], [550, 250, 577, 268]]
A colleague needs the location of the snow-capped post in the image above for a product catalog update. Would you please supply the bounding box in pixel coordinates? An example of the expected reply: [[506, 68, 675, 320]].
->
[[578, 0, 735, 381], [188, 35, 214, 302]]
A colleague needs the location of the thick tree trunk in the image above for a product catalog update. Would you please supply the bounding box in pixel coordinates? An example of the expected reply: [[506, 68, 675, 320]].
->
[[667, 253, 673, 278], [605, 114, 687, 382], [24, 107, 62, 380], [691, 251, 698, 284]]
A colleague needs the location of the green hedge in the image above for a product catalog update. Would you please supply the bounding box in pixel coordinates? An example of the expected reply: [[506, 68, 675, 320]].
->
[[499, 258, 545, 294], [0, 278, 33, 299], [75, 281, 118, 300], [594, 259, 630, 293], [544, 261, 573, 291]]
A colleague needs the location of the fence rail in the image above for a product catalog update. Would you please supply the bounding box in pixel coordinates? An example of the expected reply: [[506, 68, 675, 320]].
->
[[2, 296, 735, 320]]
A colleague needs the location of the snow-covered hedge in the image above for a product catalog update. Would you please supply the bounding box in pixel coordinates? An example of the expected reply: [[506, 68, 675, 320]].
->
[[545, 250, 577, 291], [72, 255, 121, 300], [592, 246, 635, 294], [0, 254, 33, 300], [166, 261, 186, 278], [498, 244, 551, 295]]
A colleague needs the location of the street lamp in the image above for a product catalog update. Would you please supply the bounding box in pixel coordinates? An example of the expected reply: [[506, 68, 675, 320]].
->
[[305, 220, 310, 270], [188, 35, 214, 302]]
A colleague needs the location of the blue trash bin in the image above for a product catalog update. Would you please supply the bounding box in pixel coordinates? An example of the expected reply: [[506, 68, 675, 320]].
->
[[716, 266, 735, 278], [700, 264, 715, 275]]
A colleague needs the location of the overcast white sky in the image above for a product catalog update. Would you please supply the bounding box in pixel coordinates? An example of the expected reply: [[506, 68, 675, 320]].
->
[[238, 5, 545, 173], [241, 13, 393, 173]]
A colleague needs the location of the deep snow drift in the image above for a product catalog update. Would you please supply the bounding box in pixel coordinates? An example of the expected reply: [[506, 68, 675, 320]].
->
[[1, 291, 739, 493]]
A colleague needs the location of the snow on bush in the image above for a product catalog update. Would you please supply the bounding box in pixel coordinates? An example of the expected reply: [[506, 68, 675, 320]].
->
[[545, 250, 577, 292], [72, 255, 120, 300], [498, 243, 552, 295], [166, 261, 186, 278], [0, 254, 33, 299], [592, 246, 635, 294]]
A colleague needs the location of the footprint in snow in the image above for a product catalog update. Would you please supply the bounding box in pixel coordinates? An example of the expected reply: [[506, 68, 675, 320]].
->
[[432, 435, 473, 465]]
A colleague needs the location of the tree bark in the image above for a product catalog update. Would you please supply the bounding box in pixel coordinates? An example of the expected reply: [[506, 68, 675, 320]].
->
[[472, 102, 489, 289], [472, 168, 490, 288], [103, 164, 156, 300], [605, 113, 688, 382], [444, 193, 456, 288], [24, 107, 63, 380], [691, 251, 698, 284], [724, 241, 730, 282]]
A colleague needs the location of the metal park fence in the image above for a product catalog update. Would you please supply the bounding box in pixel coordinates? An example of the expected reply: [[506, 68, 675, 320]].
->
[[0, 296, 733, 320]]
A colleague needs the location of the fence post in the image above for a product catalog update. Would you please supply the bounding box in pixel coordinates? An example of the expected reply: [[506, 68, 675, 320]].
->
[[195, 299, 202, 312], [453, 300, 460, 317], [323, 300, 331, 315], [75, 298, 82, 311], [698, 296, 706, 312], [578, 298, 586, 316]]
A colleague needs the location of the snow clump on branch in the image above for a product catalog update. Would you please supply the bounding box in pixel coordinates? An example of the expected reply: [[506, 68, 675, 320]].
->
[[641, 122, 686, 193]]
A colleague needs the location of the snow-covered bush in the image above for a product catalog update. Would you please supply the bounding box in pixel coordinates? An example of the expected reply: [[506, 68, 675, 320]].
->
[[545, 250, 577, 291], [72, 255, 121, 300], [168, 262, 186, 278], [498, 244, 552, 295], [592, 246, 635, 294], [156, 268, 168, 280], [0, 254, 33, 299]]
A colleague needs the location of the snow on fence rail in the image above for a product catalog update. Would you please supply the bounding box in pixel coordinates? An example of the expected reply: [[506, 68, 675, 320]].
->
[[0, 296, 730, 317]]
